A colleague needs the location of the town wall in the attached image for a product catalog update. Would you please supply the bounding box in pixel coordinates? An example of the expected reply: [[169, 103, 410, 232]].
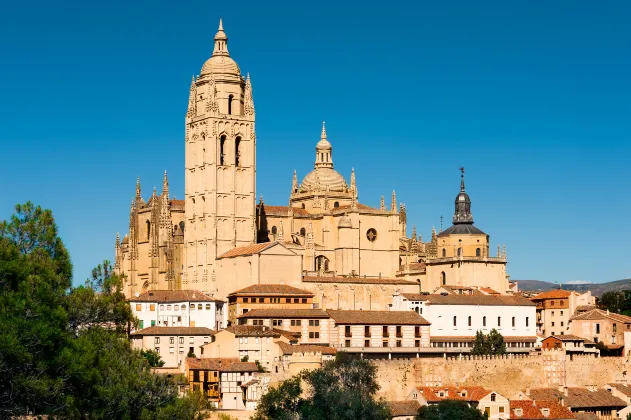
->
[[373, 352, 631, 400]]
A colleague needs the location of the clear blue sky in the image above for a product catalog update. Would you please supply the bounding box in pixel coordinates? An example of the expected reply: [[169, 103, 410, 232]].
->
[[1, 0, 630, 285]]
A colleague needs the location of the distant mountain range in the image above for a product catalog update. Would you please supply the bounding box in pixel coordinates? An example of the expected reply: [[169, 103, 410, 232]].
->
[[515, 279, 631, 297]]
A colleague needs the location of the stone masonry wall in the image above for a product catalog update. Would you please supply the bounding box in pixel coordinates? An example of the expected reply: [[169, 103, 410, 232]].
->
[[373, 352, 631, 400]]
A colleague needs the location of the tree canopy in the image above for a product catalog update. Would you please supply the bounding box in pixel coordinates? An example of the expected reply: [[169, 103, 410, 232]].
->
[[253, 352, 391, 420], [417, 400, 486, 420], [471, 329, 507, 356], [0, 201, 207, 419]]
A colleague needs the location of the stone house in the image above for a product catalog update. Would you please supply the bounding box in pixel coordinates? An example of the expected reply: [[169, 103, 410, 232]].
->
[[129, 289, 225, 331], [531, 290, 596, 337], [386, 400, 420, 420], [541, 335, 599, 357], [227, 284, 314, 325], [525, 387, 627, 420], [407, 386, 509, 419], [237, 308, 331, 344], [569, 309, 631, 354], [130, 326, 214, 371], [508, 400, 575, 419]]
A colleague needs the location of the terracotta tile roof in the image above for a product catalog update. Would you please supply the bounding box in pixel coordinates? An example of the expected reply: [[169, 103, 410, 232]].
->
[[417, 386, 490, 402], [241, 378, 260, 388], [257, 204, 312, 217], [131, 326, 214, 336], [327, 310, 430, 325], [273, 329, 301, 341], [274, 341, 337, 355], [531, 290, 573, 300], [387, 400, 421, 416], [129, 289, 222, 303], [607, 383, 631, 397], [429, 336, 536, 343], [186, 357, 257, 372], [218, 242, 280, 258], [223, 325, 283, 337], [228, 284, 313, 297], [422, 294, 536, 307], [302, 276, 417, 285], [401, 293, 430, 301], [575, 305, 596, 312], [570, 308, 631, 323], [509, 400, 575, 419], [545, 335, 585, 342], [169, 199, 185, 210], [237, 308, 330, 319], [479, 287, 501, 295], [527, 388, 627, 409], [408, 262, 426, 272]]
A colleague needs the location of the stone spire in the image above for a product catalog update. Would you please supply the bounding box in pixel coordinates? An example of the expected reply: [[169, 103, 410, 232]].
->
[[277, 220, 285, 242], [380, 195, 385, 210], [115, 232, 120, 248], [244, 73, 255, 116], [314, 122, 333, 169], [212, 18, 229, 57], [187, 76, 197, 118], [160, 171, 170, 230], [400, 203, 406, 223], [129, 199, 138, 260], [350, 168, 357, 197], [135, 177, 144, 205], [453, 167, 474, 224], [432, 226, 437, 241], [114, 232, 121, 271], [292, 170, 298, 193], [391, 191, 397, 212], [411, 226, 417, 241]]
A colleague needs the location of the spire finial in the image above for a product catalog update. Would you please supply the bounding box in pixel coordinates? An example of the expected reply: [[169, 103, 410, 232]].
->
[[212, 18, 229, 57], [218, 18, 223, 31], [380, 195, 385, 211], [460, 166, 465, 192], [321, 121, 327, 140], [162, 170, 169, 194], [391, 190, 397, 212]]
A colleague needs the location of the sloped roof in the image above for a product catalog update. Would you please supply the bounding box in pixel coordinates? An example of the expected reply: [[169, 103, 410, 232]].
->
[[274, 341, 337, 355], [223, 325, 283, 337], [228, 284, 313, 297], [570, 308, 631, 323], [218, 242, 280, 258], [387, 400, 421, 417], [531, 290, 573, 300], [170, 199, 185, 210], [607, 383, 631, 397], [327, 310, 430, 325], [417, 386, 490, 402], [479, 287, 501, 295], [186, 357, 257, 372], [238, 309, 330, 319], [258, 204, 311, 217], [129, 289, 222, 303], [573, 413, 599, 420], [509, 400, 576, 419], [437, 224, 486, 236], [302, 276, 416, 285], [545, 335, 585, 342], [527, 388, 626, 409], [422, 294, 535, 307], [131, 326, 214, 336]]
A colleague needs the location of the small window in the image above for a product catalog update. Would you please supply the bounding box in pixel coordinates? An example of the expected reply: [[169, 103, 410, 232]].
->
[[300, 227, 306, 236], [310, 332, 320, 339], [136, 304, 142, 311], [468, 316, 472, 327], [457, 247, 462, 256], [170, 337, 175, 344], [483, 316, 487, 327], [526, 317, 529, 327], [364, 339, 370, 347], [476, 248, 481, 257], [334, 201, 339, 208], [228, 94, 233, 115], [219, 135, 226, 165], [453, 316, 457, 327], [512, 317, 516, 327], [181, 304, 186, 310], [235, 137, 241, 166], [206, 304, 211, 310], [442, 248, 446, 257], [198, 304, 202, 310], [154, 337, 160, 344], [498, 317, 501, 327], [491, 393, 496, 402], [271, 226, 277, 235], [441, 272, 446, 286]]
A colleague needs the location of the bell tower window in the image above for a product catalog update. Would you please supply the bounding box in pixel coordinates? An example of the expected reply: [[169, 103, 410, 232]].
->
[[235, 137, 241, 166], [220, 135, 226, 166], [146, 220, 151, 241], [228, 95, 233, 115]]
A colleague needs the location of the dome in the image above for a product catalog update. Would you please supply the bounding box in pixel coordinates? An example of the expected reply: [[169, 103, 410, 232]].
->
[[338, 214, 352, 228], [201, 55, 241, 76], [456, 191, 470, 203], [300, 168, 347, 193]]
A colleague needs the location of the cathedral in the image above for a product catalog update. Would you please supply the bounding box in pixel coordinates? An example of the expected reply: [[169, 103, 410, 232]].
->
[[114, 20, 510, 307]]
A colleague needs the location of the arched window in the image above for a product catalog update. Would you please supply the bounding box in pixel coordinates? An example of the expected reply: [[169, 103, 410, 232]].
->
[[453, 316, 457, 326], [512, 316, 516, 327], [483, 316, 486, 327], [179, 221, 185, 233], [468, 316, 472, 327], [300, 227, 306, 236], [334, 201, 339, 208], [316, 255, 330, 272], [301, 203, 306, 209], [441, 272, 446, 286], [271, 226, 277, 235], [146, 220, 151, 241], [235, 136, 241, 166], [220, 135, 226, 165], [457, 247, 462, 257], [442, 248, 446, 257], [476, 248, 481, 257], [491, 393, 496, 402], [228, 94, 233, 115]]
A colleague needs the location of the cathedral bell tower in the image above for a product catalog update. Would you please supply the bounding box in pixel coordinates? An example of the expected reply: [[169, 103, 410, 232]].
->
[[184, 19, 256, 294]]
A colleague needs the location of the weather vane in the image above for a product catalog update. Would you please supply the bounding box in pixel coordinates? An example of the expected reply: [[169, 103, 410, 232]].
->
[[460, 166, 465, 176], [440, 215, 444, 232]]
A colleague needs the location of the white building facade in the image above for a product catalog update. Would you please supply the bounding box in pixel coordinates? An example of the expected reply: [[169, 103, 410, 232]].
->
[[129, 290, 226, 331]]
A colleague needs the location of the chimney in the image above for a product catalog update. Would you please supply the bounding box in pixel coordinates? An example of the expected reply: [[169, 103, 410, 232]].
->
[[607, 310, 610, 316]]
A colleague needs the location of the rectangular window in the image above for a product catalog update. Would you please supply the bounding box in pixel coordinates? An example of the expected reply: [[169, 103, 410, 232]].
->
[[396, 340, 402, 347], [154, 337, 160, 344], [383, 340, 388, 347], [415, 340, 420, 347], [291, 320, 302, 327], [151, 320, 156, 326], [259, 298, 265, 303], [345, 326, 352, 337], [396, 326, 402, 338], [286, 298, 291, 303], [365, 326, 371, 337], [206, 304, 211, 310], [383, 326, 389, 337], [551, 301, 555, 306], [526, 317, 529, 327], [309, 332, 320, 339], [596, 324, 600, 334], [139, 320, 144, 329], [294, 298, 299, 303], [136, 304, 142, 311], [155, 347, 160, 354], [512, 317, 516, 327], [272, 319, 283, 327], [179, 337, 184, 344], [309, 320, 320, 327], [613, 324, 617, 333], [561, 322, 564, 327], [169, 347, 174, 354], [497, 317, 501, 327], [150, 304, 155, 311], [243, 298, 249, 303], [560, 310, 564, 316], [552, 322, 555, 327], [415, 326, 421, 337], [302, 298, 307, 303], [364, 340, 370, 347], [170, 337, 175, 344], [345, 340, 351, 347]]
